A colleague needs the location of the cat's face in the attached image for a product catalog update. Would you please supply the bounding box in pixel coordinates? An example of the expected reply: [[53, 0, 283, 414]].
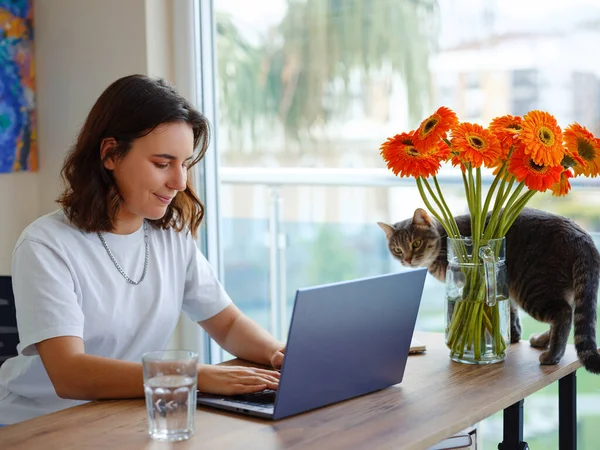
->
[[378, 208, 442, 268]]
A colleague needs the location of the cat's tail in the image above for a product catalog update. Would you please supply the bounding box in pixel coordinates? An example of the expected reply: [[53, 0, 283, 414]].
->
[[572, 251, 600, 374]]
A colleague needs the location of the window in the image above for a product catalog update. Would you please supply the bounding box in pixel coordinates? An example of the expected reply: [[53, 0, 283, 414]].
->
[[511, 69, 539, 116], [202, 1, 600, 448]]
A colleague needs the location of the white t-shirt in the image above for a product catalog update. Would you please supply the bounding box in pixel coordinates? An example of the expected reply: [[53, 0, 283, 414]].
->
[[0, 210, 232, 424]]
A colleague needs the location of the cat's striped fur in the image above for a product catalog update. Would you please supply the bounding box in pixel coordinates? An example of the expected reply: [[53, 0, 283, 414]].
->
[[378, 207, 600, 373]]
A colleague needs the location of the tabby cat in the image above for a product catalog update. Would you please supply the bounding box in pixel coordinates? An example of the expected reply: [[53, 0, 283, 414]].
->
[[378, 207, 600, 373]]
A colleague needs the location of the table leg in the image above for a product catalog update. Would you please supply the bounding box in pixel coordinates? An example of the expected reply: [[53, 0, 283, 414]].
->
[[558, 372, 577, 450], [498, 399, 529, 450]]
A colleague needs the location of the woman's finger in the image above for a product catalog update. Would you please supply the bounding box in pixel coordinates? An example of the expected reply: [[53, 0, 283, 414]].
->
[[231, 383, 268, 394], [239, 375, 279, 386], [272, 352, 285, 369], [243, 371, 279, 384], [260, 375, 280, 384], [230, 366, 277, 377], [250, 367, 281, 378]]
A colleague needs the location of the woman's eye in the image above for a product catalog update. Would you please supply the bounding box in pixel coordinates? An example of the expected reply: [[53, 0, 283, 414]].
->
[[154, 162, 169, 169], [412, 240, 422, 248]]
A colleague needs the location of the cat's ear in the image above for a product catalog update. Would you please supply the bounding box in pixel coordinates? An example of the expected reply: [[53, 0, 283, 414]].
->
[[413, 208, 434, 227], [377, 222, 395, 240]]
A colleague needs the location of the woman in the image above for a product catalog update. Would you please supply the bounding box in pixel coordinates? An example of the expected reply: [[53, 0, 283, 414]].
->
[[0, 75, 284, 425]]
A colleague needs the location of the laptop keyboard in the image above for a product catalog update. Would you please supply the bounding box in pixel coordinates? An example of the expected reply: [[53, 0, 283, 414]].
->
[[229, 389, 277, 406]]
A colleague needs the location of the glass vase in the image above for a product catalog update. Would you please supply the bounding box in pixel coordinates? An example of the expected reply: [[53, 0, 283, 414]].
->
[[445, 237, 511, 364]]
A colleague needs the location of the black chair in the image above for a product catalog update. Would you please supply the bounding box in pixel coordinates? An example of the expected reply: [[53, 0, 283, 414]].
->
[[0, 276, 18, 366]]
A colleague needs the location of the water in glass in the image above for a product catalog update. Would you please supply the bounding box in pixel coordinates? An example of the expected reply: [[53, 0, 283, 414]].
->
[[142, 350, 198, 442], [144, 375, 196, 441]]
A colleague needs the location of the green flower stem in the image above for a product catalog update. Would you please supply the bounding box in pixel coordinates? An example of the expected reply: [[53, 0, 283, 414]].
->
[[480, 165, 506, 232], [447, 289, 506, 360], [499, 176, 517, 205], [475, 167, 483, 238], [416, 178, 453, 237], [499, 190, 537, 236], [467, 167, 478, 241], [493, 306, 505, 353], [462, 171, 472, 216], [486, 180, 524, 239], [422, 178, 456, 237], [466, 167, 482, 309], [482, 174, 514, 241], [473, 303, 482, 356], [482, 307, 493, 334], [497, 182, 526, 235], [433, 176, 461, 238]]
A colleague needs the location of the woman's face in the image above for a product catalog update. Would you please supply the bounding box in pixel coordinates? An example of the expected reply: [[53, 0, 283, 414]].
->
[[103, 122, 195, 233]]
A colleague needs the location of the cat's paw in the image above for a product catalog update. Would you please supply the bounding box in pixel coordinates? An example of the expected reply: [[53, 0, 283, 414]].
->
[[510, 326, 522, 343], [539, 351, 562, 365], [529, 332, 550, 349]]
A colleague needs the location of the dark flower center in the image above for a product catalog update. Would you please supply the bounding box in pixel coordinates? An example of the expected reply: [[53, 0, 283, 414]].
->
[[466, 134, 485, 150], [538, 127, 555, 146], [528, 160, 546, 172], [422, 118, 439, 135], [561, 155, 576, 168], [577, 137, 596, 160]]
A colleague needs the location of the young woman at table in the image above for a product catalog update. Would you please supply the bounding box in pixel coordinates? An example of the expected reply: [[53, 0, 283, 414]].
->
[[0, 75, 285, 425]]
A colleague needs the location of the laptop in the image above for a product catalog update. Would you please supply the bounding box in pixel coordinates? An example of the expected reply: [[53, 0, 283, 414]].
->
[[197, 268, 427, 420]]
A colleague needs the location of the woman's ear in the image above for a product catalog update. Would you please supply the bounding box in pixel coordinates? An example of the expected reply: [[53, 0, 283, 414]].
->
[[100, 138, 118, 170], [413, 208, 434, 226]]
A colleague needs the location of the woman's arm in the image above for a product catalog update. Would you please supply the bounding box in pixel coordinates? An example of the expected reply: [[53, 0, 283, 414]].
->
[[36, 336, 144, 400], [37, 333, 281, 400], [200, 304, 285, 367]]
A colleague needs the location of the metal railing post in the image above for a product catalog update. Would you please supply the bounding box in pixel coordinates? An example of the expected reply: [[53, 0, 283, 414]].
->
[[268, 187, 283, 340]]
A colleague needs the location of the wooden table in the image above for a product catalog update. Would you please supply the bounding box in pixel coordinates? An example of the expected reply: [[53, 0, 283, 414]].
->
[[0, 332, 581, 450]]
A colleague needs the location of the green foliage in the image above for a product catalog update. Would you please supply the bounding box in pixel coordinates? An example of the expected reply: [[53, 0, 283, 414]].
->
[[216, 0, 438, 148], [306, 225, 357, 285]]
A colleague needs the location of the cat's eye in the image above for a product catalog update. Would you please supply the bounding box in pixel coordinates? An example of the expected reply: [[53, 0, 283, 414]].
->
[[412, 240, 422, 248], [392, 248, 403, 256]]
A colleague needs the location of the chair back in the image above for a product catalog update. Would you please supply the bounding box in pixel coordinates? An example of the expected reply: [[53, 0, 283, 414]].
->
[[0, 276, 19, 365]]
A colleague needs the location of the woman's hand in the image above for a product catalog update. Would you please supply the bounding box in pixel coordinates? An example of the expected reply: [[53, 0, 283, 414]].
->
[[197, 365, 280, 395], [270, 347, 286, 370]]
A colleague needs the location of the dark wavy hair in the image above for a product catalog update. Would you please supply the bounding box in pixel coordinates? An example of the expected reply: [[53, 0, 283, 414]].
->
[[57, 74, 209, 237]]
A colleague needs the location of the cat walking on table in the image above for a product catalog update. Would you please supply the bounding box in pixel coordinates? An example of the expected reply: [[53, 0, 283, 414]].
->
[[378, 207, 600, 374]]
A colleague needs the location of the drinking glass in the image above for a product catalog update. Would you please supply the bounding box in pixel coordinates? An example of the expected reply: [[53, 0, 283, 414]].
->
[[142, 350, 199, 441]]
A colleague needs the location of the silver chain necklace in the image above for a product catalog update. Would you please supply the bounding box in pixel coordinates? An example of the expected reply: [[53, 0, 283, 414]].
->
[[97, 221, 149, 285]]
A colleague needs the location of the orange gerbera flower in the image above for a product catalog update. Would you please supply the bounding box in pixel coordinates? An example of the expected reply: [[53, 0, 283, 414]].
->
[[520, 110, 564, 166], [429, 140, 452, 162], [508, 144, 563, 192], [380, 132, 441, 178], [489, 114, 522, 160], [450, 122, 502, 169], [413, 106, 459, 152], [551, 169, 574, 197], [489, 114, 522, 142], [564, 124, 600, 177]]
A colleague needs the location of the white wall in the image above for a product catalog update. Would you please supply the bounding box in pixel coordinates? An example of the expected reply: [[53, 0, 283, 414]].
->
[[34, 0, 149, 217], [0, 173, 39, 275]]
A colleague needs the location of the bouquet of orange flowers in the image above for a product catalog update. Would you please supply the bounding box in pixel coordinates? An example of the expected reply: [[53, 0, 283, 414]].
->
[[380, 107, 600, 362]]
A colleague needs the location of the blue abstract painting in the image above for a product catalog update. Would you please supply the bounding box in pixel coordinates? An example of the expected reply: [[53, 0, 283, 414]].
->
[[0, 0, 36, 173]]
